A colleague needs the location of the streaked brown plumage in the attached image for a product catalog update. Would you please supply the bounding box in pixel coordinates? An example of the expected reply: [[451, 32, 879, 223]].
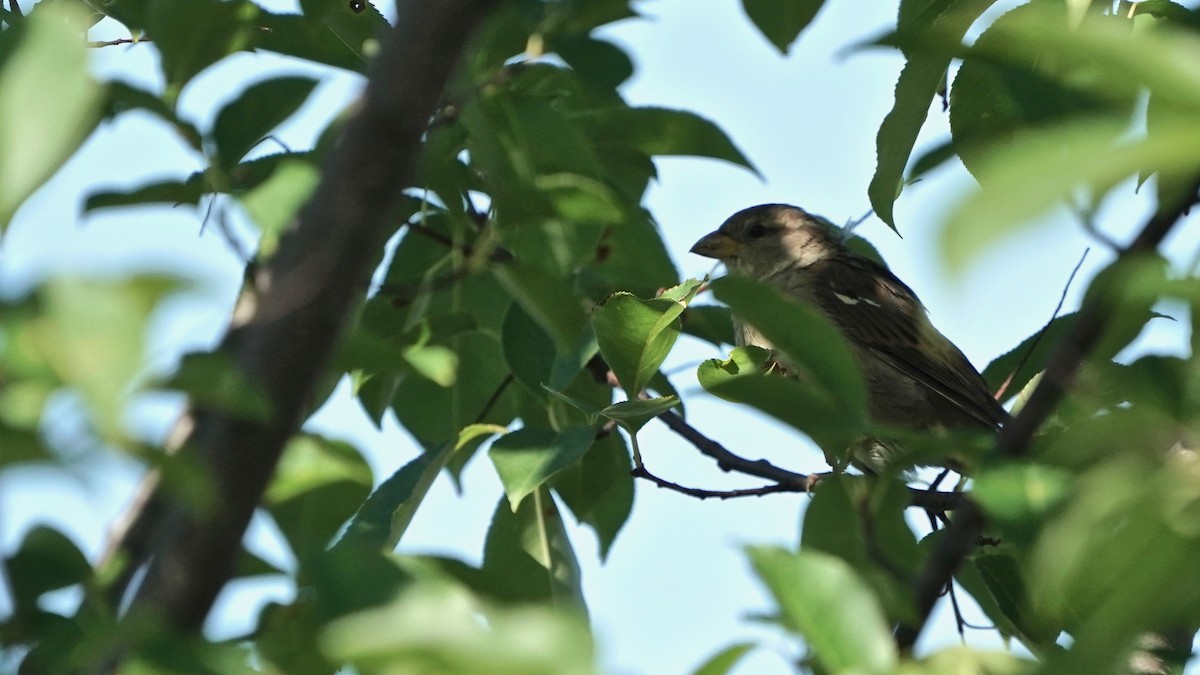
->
[[691, 204, 1008, 460]]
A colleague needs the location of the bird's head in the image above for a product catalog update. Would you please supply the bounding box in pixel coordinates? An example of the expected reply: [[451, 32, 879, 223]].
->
[[690, 204, 844, 279]]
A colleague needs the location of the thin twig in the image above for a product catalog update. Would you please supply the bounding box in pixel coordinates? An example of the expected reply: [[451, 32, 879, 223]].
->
[[631, 464, 796, 499], [472, 374, 514, 425], [653, 410, 968, 511], [88, 37, 149, 48], [895, 177, 1200, 652], [994, 248, 1090, 401]]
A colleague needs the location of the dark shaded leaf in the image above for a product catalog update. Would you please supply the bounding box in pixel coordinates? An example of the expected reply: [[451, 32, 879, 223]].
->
[[551, 432, 633, 560], [740, 0, 825, 54], [213, 76, 319, 170]]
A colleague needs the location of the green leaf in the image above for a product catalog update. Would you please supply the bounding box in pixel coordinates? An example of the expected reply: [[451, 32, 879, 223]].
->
[[740, 0, 825, 54], [0, 3, 102, 232], [147, 0, 258, 97], [481, 491, 586, 608], [747, 546, 897, 674], [83, 179, 205, 215], [321, 581, 595, 673], [214, 76, 319, 170], [551, 35, 634, 90], [392, 331, 515, 450], [103, 81, 203, 150], [493, 262, 588, 351], [941, 113, 1200, 272], [159, 351, 272, 422], [691, 642, 757, 675], [338, 425, 506, 551], [710, 275, 865, 416], [681, 305, 737, 346], [596, 396, 679, 432], [502, 290, 597, 399], [6, 526, 90, 610], [696, 364, 859, 457], [583, 106, 758, 175], [551, 433, 633, 560], [256, 0, 388, 73], [265, 434, 373, 557], [868, 0, 990, 229], [239, 158, 319, 238], [591, 291, 689, 394], [39, 276, 183, 442], [982, 312, 1077, 399], [489, 427, 596, 510], [949, 3, 1130, 180], [973, 463, 1072, 525]]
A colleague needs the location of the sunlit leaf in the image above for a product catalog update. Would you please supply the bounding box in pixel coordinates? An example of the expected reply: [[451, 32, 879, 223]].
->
[[489, 427, 595, 510], [591, 292, 687, 394]]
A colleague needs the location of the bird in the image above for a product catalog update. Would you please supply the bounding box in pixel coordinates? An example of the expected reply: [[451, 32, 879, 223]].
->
[[690, 203, 1009, 469]]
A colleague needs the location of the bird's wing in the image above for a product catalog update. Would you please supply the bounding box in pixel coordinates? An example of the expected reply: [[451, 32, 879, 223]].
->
[[805, 255, 1010, 430]]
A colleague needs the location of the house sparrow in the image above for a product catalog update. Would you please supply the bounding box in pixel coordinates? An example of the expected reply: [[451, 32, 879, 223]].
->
[[691, 204, 1008, 463]]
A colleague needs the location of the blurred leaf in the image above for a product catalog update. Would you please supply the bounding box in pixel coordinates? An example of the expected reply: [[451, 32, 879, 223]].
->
[[147, 0, 258, 97], [949, 3, 1132, 180], [552, 35, 634, 90], [868, 0, 989, 229], [941, 113, 1200, 271], [160, 351, 272, 422], [214, 76, 319, 170], [748, 546, 896, 674], [38, 276, 182, 442], [710, 275, 865, 416], [265, 434, 373, 557], [239, 158, 320, 253], [0, 3, 102, 231], [321, 581, 596, 675], [896, 646, 1033, 674], [691, 642, 757, 675], [973, 463, 1072, 526], [481, 491, 586, 608], [583, 107, 758, 174], [489, 427, 595, 510], [83, 179, 205, 214], [103, 80, 203, 149], [740, 0, 825, 53], [6, 526, 90, 610], [551, 433, 633, 560]]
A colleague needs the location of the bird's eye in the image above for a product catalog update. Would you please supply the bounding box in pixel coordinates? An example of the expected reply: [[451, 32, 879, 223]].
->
[[747, 223, 768, 238]]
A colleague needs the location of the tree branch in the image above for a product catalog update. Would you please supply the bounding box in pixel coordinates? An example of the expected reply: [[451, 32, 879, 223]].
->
[[653, 410, 968, 511], [105, 0, 499, 638], [895, 178, 1200, 651]]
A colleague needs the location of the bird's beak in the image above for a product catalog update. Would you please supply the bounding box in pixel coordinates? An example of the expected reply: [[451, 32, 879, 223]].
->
[[690, 231, 739, 260]]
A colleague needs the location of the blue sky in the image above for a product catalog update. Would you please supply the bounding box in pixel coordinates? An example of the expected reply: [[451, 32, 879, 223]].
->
[[3, 1, 1199, 673]]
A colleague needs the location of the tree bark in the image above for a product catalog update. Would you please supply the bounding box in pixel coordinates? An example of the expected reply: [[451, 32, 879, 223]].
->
[[119, 0, 498, 632]]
